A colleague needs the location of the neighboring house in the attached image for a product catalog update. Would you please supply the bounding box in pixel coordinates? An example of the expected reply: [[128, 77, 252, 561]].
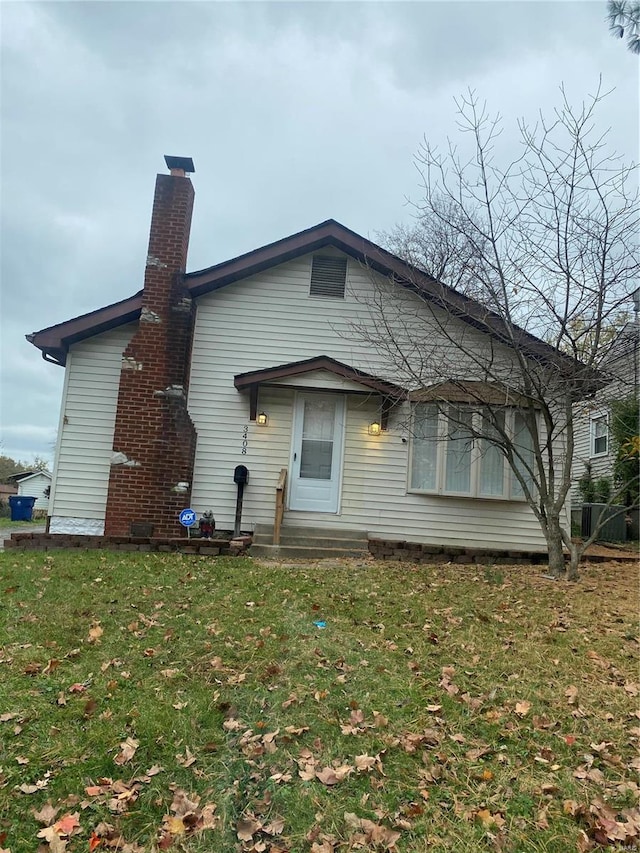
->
[[0, 483, 18, 510], [570, 313, 640, 506], [8, 470, 52, 511], [28, 157, 576, 552]]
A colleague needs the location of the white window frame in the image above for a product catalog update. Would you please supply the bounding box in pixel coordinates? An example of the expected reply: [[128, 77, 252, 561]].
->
[[408, 403, 537, 501], [590, 412, 609, 458]]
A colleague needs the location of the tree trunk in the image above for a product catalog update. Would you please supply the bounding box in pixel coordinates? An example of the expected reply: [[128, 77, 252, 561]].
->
[[544, 511, 567, 578], [566, 540, 581, 581]]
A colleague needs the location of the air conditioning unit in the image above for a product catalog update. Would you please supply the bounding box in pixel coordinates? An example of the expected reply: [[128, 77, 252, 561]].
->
[[581, 503, 627, 542]]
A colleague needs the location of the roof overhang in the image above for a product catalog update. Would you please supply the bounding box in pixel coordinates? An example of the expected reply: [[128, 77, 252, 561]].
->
[[26, 218, 592, 382], [8, 470, 52, 482], [27, 292, 143, 366], [409, 381, 533, 407], [234, 355, 405, 429], [184, 220, 580, 374]]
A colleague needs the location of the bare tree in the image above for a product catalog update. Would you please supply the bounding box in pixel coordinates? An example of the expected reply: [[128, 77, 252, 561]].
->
[[376, 197, 492, 301], [351, 84, 639, 579]]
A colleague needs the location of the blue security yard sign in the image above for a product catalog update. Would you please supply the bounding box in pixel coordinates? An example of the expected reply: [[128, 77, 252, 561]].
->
[[179, 508, 197, 527]]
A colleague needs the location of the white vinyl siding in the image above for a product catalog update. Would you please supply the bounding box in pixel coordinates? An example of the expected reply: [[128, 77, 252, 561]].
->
[[571, 407, 614, 504], [264, 369, 371, 393], [49, 324, 135, 527], [16, 472, 51, 510], [188, 251, 559, 551], [570, 323, 638, 505]]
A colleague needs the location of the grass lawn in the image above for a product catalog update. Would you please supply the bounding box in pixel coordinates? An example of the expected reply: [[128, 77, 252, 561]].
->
[[0, 519, 44, 530], [0, 551, 638, 852]]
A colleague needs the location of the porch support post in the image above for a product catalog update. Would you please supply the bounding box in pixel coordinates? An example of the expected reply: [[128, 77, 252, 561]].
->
[[381, 397, 392, 431], [249, 384, 258, 421]]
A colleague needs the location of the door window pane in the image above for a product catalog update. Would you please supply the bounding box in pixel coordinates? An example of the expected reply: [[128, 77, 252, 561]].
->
[[411, 404, 438, 490], [445, 406, 473, 493], [300, 398, 335, 480], [479, 410, 505, 497]]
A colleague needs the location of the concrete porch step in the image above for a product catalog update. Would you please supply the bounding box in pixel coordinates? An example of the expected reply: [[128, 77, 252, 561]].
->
[[250, 524, 369, 560], [250, 543, 369, 560], [253, 523, 368, 541], [252, 533, 368, 549]]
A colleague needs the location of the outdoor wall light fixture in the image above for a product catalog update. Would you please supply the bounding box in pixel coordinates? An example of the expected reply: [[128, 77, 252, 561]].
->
[[256, 412, 269, 426], [368, 421, 382, 436]]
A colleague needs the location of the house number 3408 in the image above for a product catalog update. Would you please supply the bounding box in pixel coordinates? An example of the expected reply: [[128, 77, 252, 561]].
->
[[241, 425, 248, 454]]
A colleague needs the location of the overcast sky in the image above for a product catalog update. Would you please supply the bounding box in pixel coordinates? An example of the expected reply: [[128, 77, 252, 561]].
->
[[1, 0, 637, 468]]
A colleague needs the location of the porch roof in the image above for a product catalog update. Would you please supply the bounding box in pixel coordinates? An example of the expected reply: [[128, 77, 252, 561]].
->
[[234, 355, 405, 427]]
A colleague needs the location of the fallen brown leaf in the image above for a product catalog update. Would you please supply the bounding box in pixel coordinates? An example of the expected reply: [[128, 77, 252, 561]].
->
[[31, 802, 59, 824], [114, 737, 139, 765], [237, 816, 262, 841], [316, 765, 352, 785], [88, 624, 103, 644]]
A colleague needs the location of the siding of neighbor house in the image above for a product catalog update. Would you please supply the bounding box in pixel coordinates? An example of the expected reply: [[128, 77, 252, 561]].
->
[[16, 473, 50, 510], [49, 324, 135, 535], [570, 325, 639, 505], [187, 250, 561, 551], [571, 405, 613, 504]]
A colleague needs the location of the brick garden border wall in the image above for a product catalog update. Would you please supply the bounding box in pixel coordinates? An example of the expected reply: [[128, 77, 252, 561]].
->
[[368, 537, 547, 565], [367, 537, 638, 565], [6, 533, 633, 564], [4, 533, 252, 557]]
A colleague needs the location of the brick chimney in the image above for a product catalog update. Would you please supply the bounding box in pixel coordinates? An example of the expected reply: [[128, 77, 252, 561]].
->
[[105, 156, 198, 537]]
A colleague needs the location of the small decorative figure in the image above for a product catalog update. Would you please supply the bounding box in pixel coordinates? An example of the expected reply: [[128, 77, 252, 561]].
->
[[199, 510, 215, 539]]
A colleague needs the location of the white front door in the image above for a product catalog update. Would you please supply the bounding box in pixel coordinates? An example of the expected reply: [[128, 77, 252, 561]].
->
[[289, 393, 345, 513]]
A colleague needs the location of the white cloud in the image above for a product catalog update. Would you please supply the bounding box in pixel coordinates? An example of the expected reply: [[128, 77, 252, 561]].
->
[[1, 0, 636, 465]]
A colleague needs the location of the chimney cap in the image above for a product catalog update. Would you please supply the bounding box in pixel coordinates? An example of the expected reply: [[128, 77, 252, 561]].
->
[[164, 155, 195, 175]]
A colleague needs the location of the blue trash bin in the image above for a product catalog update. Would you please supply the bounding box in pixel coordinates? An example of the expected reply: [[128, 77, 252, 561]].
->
[[8, 495, 36, 522]]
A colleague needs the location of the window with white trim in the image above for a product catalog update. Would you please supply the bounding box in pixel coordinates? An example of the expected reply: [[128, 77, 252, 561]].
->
[[590, 413, 609, 457], [409, 403, 536, 500], [310, 255, 347, 299]]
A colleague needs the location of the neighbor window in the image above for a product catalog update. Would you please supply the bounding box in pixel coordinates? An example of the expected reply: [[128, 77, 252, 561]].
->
[[590, 414, 609, 457], [409, 403, 537, 500], [310, 255, 347, 298]]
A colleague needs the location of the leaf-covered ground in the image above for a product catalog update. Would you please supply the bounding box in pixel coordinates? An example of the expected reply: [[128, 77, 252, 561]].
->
[[0, 551, 638, 852]]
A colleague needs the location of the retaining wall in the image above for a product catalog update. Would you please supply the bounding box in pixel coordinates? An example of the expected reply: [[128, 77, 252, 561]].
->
[[4, 532, 251, 556], [368, 537, 547, 565]]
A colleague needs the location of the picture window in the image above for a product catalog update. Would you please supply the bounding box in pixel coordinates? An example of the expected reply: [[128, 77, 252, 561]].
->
[[409, 403, 536, 500]]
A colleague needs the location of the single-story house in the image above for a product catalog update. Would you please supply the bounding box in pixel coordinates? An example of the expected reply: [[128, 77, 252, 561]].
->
[[28, 157, 580, 553], [7, 470, 51, 511]]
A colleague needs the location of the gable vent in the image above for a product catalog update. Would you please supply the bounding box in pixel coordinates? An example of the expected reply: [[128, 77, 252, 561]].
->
[[310, 255, 347, 299]]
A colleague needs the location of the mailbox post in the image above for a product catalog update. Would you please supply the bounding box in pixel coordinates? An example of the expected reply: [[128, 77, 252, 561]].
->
[[233, 465, 249, 537]]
